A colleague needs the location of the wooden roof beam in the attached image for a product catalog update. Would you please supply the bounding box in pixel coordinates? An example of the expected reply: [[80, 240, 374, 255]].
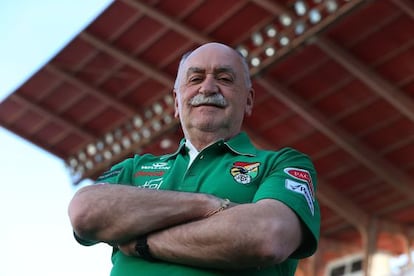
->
[[252, 0, 294, 17], [80, 31, 174, 87], [11, 93, 94, 141], [120, 0, 210, 44], [250, 0, 365, 76], [257, 78, 414, 199], [315, 37, 414, 124], [119, 0, 253, 78], [319, 180, 369, 231], [46, 64, 136, 117], [391, 0, 414, 19]]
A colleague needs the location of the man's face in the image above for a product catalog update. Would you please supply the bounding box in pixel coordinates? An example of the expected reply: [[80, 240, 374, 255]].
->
[[174, 44, 254, 139]]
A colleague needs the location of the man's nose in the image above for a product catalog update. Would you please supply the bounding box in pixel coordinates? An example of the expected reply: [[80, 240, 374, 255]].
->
[[199, 75, 218, 94]]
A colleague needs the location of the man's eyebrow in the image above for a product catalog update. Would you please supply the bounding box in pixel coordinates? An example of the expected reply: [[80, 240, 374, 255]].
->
[[186, 66, 236, 76], [214, 66, 236, 76], [186, 67, 205, 76]]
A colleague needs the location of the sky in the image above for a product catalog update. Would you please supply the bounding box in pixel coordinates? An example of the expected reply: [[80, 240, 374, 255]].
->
[[0, 1, 114, 275]]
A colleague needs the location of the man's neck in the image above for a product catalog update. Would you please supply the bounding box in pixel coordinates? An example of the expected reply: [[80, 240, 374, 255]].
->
[[184, 130, 238, 151]]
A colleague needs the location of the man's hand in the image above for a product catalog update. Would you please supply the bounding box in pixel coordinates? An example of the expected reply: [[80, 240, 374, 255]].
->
[[117, 240, 137, 257]]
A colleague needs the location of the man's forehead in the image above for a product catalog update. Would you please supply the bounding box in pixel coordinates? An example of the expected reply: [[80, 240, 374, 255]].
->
[[186, 65, 235, 73], [185, 46, 239, 67]]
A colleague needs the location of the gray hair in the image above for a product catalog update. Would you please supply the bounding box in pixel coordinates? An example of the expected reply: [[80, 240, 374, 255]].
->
[[173, 51, 192, 91], [173, 47, 252, 91]]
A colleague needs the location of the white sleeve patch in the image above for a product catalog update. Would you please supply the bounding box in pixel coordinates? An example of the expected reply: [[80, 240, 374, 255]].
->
[[285, 179, 315, 216]]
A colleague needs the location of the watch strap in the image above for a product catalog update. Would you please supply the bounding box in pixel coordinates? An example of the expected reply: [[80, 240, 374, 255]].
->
[[135, 235, 156, 261]]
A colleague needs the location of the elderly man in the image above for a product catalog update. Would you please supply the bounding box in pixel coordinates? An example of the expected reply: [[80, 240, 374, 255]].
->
[[69, 42, 320, 276]]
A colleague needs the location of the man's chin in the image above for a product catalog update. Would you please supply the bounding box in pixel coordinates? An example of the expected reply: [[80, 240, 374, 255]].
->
[[190, 116, 223, 129], [192, 106, 225, 117]]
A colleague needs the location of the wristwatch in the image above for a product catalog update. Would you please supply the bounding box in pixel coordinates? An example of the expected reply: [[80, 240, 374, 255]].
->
[[135, 235, 156, 261]]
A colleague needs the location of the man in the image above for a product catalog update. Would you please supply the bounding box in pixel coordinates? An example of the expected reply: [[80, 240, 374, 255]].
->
[[68, 42, 320, 275]]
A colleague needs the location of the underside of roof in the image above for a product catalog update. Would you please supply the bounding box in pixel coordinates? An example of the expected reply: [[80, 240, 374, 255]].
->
[[1, 0, 413, 274]]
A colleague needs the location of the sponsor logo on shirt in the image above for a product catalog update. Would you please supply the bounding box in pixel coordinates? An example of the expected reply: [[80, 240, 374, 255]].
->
[[230, 161, 260, 185], [284, 167, 315, 215], [134, 171, 165, 177], [139, 177, 163, 190], [141, 162, 170, 170], [283, 167, 315, 197], [285, 179, 315, 216]]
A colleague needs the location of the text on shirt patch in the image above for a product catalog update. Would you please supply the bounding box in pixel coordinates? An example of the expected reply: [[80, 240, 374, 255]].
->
[[96, 168, 123, 182], [134, 171, 165, 177], [283, 167, 315, 197], [141, 162, 170, 170], [230, 162, 260, 184], [139, 177, 163, 190], [285, 179, 315, 216]]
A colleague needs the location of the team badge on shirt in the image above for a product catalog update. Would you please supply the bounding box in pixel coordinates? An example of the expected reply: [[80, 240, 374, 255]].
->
[[284, 167, 315, 215], [230, 162, 260, 184]]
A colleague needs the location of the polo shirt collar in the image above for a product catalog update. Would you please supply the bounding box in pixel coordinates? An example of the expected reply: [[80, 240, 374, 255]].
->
[[161, 132, 257, 160], [223, 132, 257, 157], [160, 139, 187, 160]]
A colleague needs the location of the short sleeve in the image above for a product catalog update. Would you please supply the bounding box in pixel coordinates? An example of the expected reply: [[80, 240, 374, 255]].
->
[[94, 158, 135, 184], [253, 148, 320, 258]]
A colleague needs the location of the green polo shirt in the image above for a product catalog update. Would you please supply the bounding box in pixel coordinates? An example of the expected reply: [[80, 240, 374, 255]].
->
[[83, 132, 320, 276]]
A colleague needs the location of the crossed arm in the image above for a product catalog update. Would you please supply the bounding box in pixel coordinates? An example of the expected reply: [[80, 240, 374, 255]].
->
[[68, 183, 303, 269]]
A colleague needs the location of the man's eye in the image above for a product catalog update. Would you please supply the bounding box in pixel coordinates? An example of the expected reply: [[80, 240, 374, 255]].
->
[[188, 76, 203, 83], [218, 76, 233, 83]]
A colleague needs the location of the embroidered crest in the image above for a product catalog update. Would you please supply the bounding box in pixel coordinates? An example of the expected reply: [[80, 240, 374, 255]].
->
[[230, 162, 260, 184]]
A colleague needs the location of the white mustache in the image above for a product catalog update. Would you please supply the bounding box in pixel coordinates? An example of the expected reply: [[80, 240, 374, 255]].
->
[[189, 93, 228, 107]]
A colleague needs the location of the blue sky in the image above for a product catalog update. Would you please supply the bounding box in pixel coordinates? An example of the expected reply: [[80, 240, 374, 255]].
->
[[0, 1, 113, 275]]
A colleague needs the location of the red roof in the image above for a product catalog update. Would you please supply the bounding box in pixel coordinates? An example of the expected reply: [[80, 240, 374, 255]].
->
[[1, 0, 413, 273]]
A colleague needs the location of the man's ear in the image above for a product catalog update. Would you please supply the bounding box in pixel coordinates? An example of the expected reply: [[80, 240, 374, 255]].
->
[[245, 88, 255, 116], [173, 89, 179, 118]]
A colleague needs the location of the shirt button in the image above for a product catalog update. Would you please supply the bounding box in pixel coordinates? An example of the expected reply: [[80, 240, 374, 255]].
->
[[199, 155, 204, 159]]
